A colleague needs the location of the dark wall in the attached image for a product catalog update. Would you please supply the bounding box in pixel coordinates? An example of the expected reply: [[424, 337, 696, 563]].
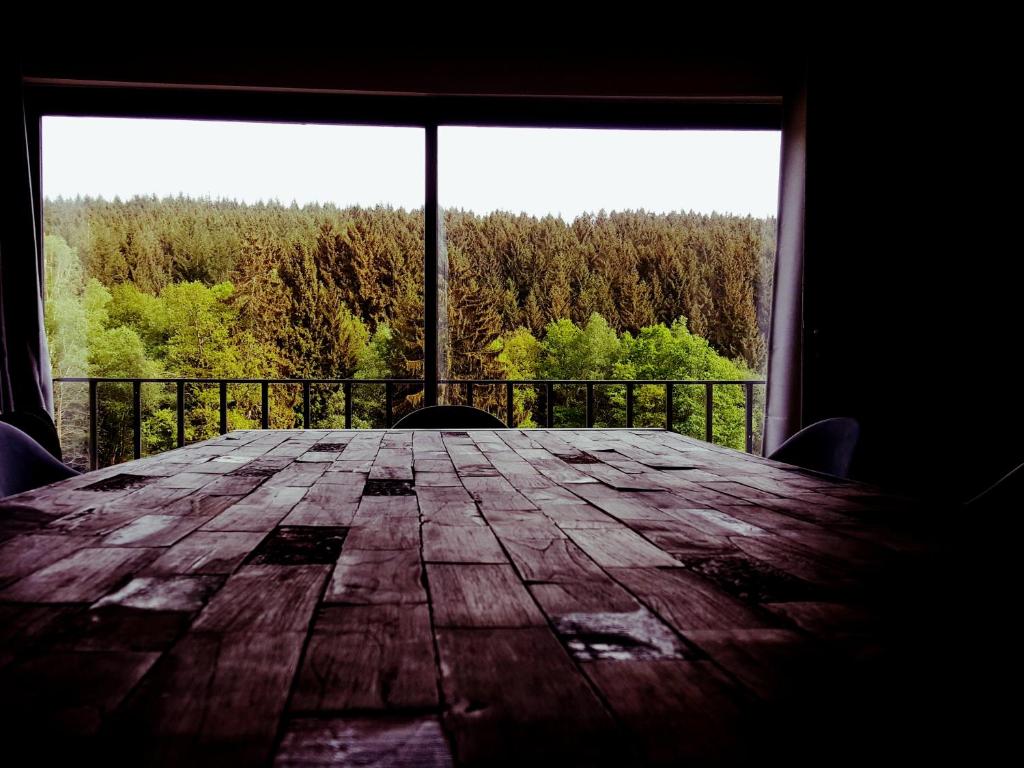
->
[[803, 48, 1021, 501]]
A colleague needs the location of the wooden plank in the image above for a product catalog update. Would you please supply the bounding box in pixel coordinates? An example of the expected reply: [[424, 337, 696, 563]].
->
[[326, 548, 426, 604], [422, 520, 506, 563], [0, 534, 89, 589], [92, 575, 223, 612], [45, 606, 191, 653], [415, 485, 473, 505], [157, 493, 244, 519], [192, 565, 329, 633], [353, 495, 420, 521], [200, 485, 306, 532], [436, 628, 621, 765], [729, 535, 857, 588], [369, 447, 414, 481], [262, 462, 328, 488], [428, 564, 545, 627], [0, 547, 159, 603], [563, 527, 680, 568], [112, 631, 306, 766], [0, 649, 159, 737], [460, 475, 537, 510], [584, 660, 755, 765], [275, 717, 453, 768], [501, 536, 605, 582], [412, 472, 463, 487], [279, 483, 360, 527], [101, 513, 217, 547], [664, 506, 770, 537], [623, 518, 734, 554], [608, 567, 776, 631], [339, 433, 385, 460], [566, 483, 674, 521], [418, 500, 482, 526], [0, 605, 81, 668], [143, 531, 267, 575], [684, 629, 827, 702], [197, 473, 269, 496], [529, 578, 642, 617], [46, 503, 161, 537], [291, 604, 437, 711], [344, 518, 420, 551]]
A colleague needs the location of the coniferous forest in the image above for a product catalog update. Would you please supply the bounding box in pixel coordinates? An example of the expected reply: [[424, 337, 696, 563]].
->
[[42, 196, 776, 469]]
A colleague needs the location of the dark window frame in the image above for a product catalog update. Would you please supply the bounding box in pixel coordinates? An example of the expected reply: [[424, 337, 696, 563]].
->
[[24, 82, 781, 405]]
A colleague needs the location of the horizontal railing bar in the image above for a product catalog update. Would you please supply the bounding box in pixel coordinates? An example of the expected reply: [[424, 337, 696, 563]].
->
[[55, 377, 765, 386], [54, 377, 424, 385]]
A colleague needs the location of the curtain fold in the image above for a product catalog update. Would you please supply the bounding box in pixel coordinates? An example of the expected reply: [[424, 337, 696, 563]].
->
[[1, 62, 52, 415], [762, 64, 807, 454]]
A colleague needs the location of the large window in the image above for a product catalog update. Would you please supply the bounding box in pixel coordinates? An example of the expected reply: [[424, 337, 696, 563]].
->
[[37, 103, 779, 468], [439, 127, 779, 445], [43, 117, 424, 468]]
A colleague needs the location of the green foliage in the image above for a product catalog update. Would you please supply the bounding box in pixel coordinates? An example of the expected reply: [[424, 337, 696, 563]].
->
[[489, 315, 757, 448], [43, 197, 773, 465]]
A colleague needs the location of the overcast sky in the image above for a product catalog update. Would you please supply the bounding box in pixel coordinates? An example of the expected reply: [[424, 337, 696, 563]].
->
[[43, 117, 781, 220]]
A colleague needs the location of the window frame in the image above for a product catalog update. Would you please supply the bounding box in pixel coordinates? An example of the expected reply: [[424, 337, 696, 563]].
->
[[24, 81, 782, 405]]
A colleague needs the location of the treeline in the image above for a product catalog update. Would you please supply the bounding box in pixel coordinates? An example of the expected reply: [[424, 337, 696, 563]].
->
[[42, 197, 774, 467]]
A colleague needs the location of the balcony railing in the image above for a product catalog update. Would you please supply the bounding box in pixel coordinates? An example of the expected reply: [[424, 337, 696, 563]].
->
[[53, 377, 766, 470]]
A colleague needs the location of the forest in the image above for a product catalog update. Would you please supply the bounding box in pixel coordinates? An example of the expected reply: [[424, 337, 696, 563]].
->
[[42, 196, 776, 469]]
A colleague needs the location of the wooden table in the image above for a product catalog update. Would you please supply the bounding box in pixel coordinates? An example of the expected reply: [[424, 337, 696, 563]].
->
[[0, 429, 954, 766]]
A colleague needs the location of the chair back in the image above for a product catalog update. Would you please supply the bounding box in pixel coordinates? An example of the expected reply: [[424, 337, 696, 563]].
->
[[0, 422, 79, 499], [0, 407, 63, 460], [768, 417, 860, 478], [391, 405, 508, 429]]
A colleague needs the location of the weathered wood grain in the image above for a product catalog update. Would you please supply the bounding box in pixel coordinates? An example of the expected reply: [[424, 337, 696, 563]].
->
[[436, 627, 622, 765], [292, 604, 437, 711], [143, 531, 266, 575], [428, 564, 546, 627], [422, 519, 506, 563], [0, 534, 89, 589], [200, 485, 306, 532], [275, 717, 453, 768], [584, 660, 755, 765], [192, 565, 329, 633], [0, 547, 160, 603], [563, 527, 681, 568], [327, 548, 426, 604], [501, 536, 606, 582], [608, 566, 777, 631]]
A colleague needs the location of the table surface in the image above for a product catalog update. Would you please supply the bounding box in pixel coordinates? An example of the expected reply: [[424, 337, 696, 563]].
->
[[0, 428, 948, 766]]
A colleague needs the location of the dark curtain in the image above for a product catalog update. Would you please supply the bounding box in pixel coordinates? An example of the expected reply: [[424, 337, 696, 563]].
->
[[0, 61, 52, 415], [762, 63, 807, 455]]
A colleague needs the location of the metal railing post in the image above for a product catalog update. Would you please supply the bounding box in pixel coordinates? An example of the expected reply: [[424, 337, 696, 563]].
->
[[506, 381, 514, 427], [176, 380, 185, 447], [745, 382, 754, 453], [626, 382, 635, 428], [704, 382, 714, 443], [261, 382, 269, 429], [219, 381, 228, 434], [88, 379, 98, 470], [132, 380, 142, 459], [665, 382, 674, 432]]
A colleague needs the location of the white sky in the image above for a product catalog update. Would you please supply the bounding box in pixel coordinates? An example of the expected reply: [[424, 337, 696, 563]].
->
[[42, 117, 781, 220]]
